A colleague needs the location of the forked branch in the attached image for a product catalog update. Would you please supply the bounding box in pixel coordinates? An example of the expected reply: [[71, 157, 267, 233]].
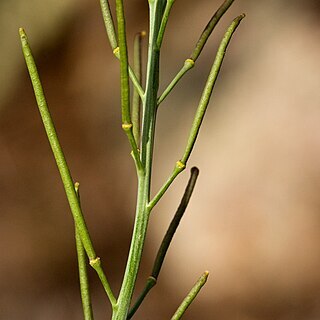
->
[[19, 28, 116, 308], [158, 0, 236, 105], [149, 14, 245, 210], [128, 167, 199, 318]]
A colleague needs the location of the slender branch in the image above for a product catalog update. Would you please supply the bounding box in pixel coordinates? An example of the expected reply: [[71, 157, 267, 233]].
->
[[115, 0, 143, 172], [132, 31, 145, 146], [19, 28, 116, 308], [191, 0, 235, 61], [113, 2, 165, 319], [74, 183, 94, 320], [181, 14, 245, 164], [19, 26, 96, 262], [150, 167, 199, 277], [148, 160, 185, 211], [171, 271, 209, 320], [156, 0, 175, 50], [99, 0, 118, 50], [128, 167, 199, 319], [114, 48, 145, 101], [158, 0, 235, 105], [128, 66, 145, 101], [151, 14, 244, 206], [99, 0, 145, 100], [157, 58, 194, 105]]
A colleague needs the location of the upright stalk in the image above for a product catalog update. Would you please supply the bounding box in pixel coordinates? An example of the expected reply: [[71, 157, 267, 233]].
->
[[20, 0, 245, 318], [113, 1, 164, 319]]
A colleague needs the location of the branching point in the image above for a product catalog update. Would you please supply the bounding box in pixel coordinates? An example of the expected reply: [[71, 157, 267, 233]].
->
[[122, 123, 133, 131], [176, 161, 186, 170], [184, 59, 195, 68], [90, 257, 101, 268]]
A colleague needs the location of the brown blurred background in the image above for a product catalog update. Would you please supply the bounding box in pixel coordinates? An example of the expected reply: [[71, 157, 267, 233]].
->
[[1, 0, 320, 319]]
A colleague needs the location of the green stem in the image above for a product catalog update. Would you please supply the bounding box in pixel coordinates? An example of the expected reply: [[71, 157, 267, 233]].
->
[[132, 31, 145, 146], [158, 0, 235, 105], [151, 14, 245, 208], [75, 183, 94, 320], [157, 59, 194, 105], [99, 0, 117, 50], [128, 167, 199, 318], [148, 160, 185, 211], [112, 1, 165, 319], [115, 0, 143, 172], [171, 271, 209, 320], [190, 0, 235, 61], [114, 48, 145, 101], [156, 0, 175, 50], [181, 14, 245, 164], [99, 0, 145, 100], [19, 28, 116, 308]]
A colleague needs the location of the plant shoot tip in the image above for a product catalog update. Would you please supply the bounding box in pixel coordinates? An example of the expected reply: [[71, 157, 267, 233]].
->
[[190, 167, 199, 174], [19, 27, 27, 39]]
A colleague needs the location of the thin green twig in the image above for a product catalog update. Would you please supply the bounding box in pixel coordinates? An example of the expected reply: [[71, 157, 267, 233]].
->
[[113, 2, 165, 318], [128, 167, 199, 319], [181, 13, 245, 164], [147, 160, 185, 211], [158, 0, 235, 105], [115, 0, 143, 172], [157, 58, 194, 106], [190, 0, 235, 61], [99, 0, 118, 50], [114, 48, 145, 101], [156, 0, 175, 50], [99, 0, 145, 100], [75, 182, 94, 320], [132, 31, 145, 146], [19, 28, 116, 308], [150, 14, 244, 209], [171, 271, 209, 320]]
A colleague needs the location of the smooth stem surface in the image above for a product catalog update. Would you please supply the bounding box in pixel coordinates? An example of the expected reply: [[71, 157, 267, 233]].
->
[[113, 175, 148, 320], [99, 0, 117, 50], [99, 0, 145, 99], [148, 160, 185, 210], [158, 0, 235, 105], [76, 228, 94, 320], [190, 0, 235, 61], [151, 14, 244, 209], [19, 28, 116, 308], [132, 31, 145, 145], [113, 1, 165, 319], [75, 183, 94, 320], [116, 0, 143, 171], [171, 271, 209, 320], [128, 168, 199, 318], [157, 59, 194, 105], [156, 0, 175, 49], [181, 14, 245, 164]]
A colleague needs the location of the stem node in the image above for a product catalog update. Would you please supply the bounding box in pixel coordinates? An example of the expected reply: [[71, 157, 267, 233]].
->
[[122, 123, 133, 131], [89, 257, 101, 268]]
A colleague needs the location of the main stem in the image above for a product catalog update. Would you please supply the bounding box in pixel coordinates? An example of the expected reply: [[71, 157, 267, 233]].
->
[[112, 2, 162, 319]]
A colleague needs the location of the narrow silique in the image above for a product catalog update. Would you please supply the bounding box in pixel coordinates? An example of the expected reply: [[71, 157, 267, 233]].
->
[[19, 0, 244, 319]]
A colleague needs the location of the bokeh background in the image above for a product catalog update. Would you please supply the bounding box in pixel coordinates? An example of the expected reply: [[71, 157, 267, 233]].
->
[[1, 0, 320, 319]]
